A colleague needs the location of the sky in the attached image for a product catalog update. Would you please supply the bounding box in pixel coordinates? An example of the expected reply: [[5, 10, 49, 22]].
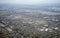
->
[[0, 0, 60, 5]]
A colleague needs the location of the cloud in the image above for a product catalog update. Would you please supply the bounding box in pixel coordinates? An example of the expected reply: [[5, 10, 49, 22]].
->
[[0, 0, 60, 5]]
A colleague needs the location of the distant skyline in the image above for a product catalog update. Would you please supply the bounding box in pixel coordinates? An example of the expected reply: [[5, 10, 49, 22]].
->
[[0, 0, 60, 5]]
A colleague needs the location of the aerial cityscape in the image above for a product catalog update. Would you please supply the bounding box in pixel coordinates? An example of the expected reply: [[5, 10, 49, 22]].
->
[[0, 0, 60, 38]]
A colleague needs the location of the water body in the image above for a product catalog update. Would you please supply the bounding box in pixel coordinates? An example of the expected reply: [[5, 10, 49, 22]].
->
[[42, 11, 60, 15]]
